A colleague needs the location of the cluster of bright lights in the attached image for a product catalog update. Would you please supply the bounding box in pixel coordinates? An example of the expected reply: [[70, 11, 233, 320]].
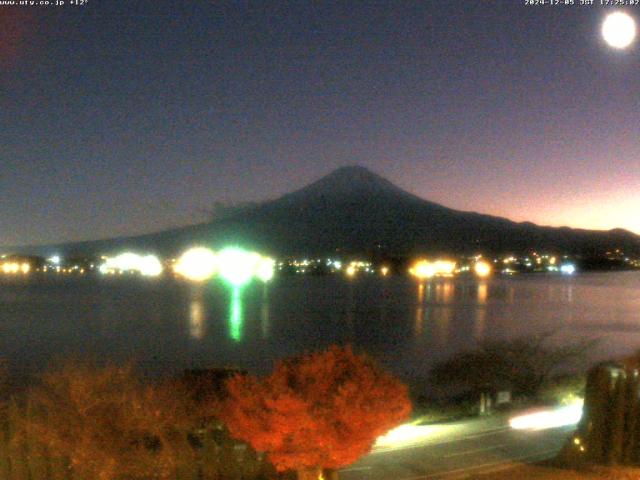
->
[[509, 399, 583, 431], [497, 253, 579, 275], [218, 248, 262, 286], [47, 266, 86, 274], [99, 252, 163, 277], [174, 247, 218, 282], [409, 259, 456, 279], [0, 262, 30, 274], [174, 246, 275, 285], [344, 260, 374, 278]]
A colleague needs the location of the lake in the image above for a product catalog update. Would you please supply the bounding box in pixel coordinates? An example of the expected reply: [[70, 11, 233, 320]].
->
[[1, 272, 639, 394]]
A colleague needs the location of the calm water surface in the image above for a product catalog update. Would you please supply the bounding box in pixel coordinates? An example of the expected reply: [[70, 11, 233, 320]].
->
[[1, 272, 639, 392]]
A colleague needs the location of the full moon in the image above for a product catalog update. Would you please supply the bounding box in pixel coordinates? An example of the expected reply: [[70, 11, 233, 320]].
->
[[602, 12, 636, 49]]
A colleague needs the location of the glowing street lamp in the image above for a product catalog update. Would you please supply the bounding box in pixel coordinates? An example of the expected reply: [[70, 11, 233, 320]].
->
[[175, 247, 218, 282], [474, 261, 492, 278]]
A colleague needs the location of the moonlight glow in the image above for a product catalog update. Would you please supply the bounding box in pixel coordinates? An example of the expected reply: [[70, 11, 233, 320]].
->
[[602, 12, 636, 49]]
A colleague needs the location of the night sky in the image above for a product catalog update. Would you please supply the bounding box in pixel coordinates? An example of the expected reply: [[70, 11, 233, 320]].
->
[[1, 1, 639, 247]]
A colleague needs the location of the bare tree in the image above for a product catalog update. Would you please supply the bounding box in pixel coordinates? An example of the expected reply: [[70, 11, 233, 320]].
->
[[25, 361, 201, 480], [431, 332, 598, 399]]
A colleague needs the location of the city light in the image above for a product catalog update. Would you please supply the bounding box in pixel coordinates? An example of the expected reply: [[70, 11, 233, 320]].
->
[[100, 252, 164, 277], [433, 260, 456, 276], [217, 247, 261, 287], [474, 260, 492, 278], [2, 263, 18, 274], [409, 259, 456, 279], [409, 260, 435, 279], [256, 256, 276, 283], [138, 255, 164, 277], [0, 261, 30, 275], [174, 247, 218, 282]]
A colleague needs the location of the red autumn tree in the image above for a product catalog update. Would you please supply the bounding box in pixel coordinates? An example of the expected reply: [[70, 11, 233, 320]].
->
[[220, 345, 411, 480]]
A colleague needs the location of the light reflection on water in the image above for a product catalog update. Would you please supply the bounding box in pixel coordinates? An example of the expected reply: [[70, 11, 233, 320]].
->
[[188, 286, 206, 340], [414, 283, 424, 336], [475, 282, 488, 341], [229, 286, 243, 342], [0, 272, 639, 390], [260, 284, 270, 339]]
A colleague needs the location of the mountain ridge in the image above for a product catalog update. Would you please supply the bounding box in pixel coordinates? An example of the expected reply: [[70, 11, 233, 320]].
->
[[5, 166, 640, 258]]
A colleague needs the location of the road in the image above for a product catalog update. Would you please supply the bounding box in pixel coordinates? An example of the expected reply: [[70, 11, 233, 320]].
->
[[340, 411, 576, 480]]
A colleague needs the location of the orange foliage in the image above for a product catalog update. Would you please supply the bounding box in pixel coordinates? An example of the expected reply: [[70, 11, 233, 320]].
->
[[220, 345, 411, 473], [26, 362, 201, 480]]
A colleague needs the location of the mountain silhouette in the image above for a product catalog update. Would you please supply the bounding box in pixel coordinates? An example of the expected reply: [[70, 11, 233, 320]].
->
[[10, 166, 640, 258]]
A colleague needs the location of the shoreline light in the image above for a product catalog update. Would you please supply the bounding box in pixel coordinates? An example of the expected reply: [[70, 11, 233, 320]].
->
[[256, 256, 276, 283], [409, 260, 435, 279], [218, 247, 261, 287], [174, 247, 218, 282], [138, 255, 163, 277], [474, 260, 492, 278], [409, 259, 456, 279], [100, 252, 164, 277]]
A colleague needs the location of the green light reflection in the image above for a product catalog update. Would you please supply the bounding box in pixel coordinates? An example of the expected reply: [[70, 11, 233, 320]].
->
[[229, 285, 244, 342]]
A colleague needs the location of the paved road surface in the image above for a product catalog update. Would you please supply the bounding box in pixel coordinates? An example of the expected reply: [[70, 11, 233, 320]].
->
[[340, 412, 576, 480]]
